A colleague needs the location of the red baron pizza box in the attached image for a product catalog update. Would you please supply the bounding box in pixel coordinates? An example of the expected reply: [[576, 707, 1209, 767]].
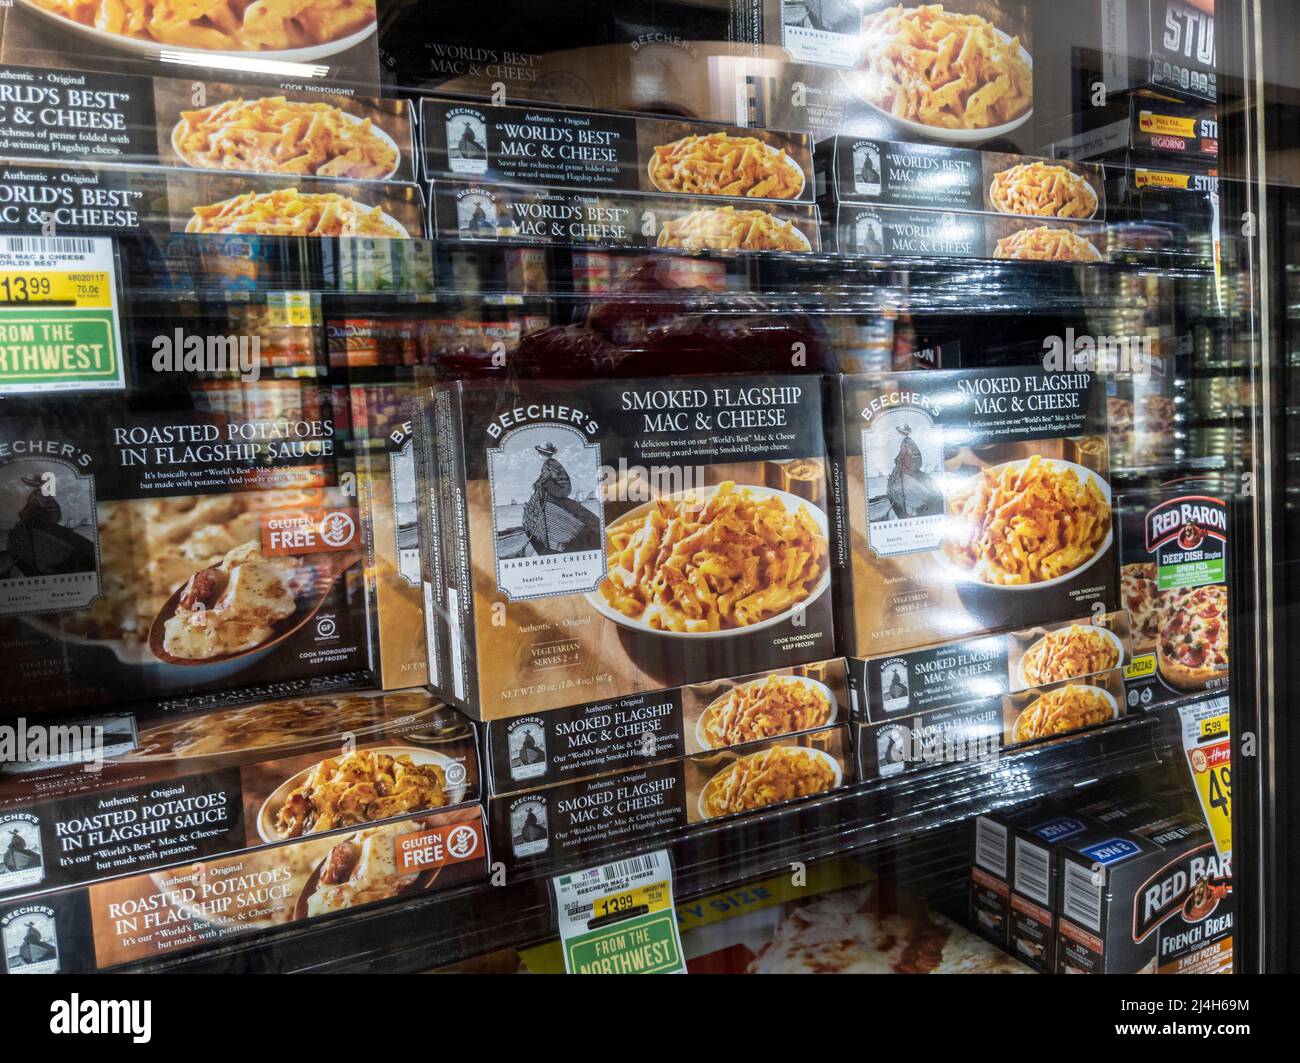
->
[[0, 803, 487, 973], [482, 658, 850, 796], [0, 688, 479, 900]]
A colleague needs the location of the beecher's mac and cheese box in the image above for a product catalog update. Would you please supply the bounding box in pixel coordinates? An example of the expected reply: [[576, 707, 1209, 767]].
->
[[0, 369, 371, 715], [0, 688, 478, 901], [427, 177, 820, 252], [420, 98, 813, 203], [420, 373, 836, 721], [0, 2, 381, 96], [0, 801, 487, 973], [482, 657, 850, 796], [816, 138, 1106, 221], [827, 367, 1119, 660], [488, 723, 852, 871], [0, 67, 417, 182]]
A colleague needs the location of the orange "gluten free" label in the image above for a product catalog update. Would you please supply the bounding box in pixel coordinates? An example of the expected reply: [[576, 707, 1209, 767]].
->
[[395, 821, 484, 873], [260, 508, 359, 555]]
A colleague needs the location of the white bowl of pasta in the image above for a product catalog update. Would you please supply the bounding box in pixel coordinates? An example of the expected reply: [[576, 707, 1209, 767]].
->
[[15, 0, 377, 64], [1014, 623, 1126, 690], [936, 457, 1113, 593], [587, 484, 832, 639], [1009, 683, 1119, 744], [694, 675, 838, 752], [697, 745, 843, 821], [854, 15, 1034, 144]]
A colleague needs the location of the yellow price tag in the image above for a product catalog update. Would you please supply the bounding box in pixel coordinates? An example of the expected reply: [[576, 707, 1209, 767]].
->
[[1179, 698, 1232, 858], [595, 881, 670, 921], [0, 270, 113, 309]]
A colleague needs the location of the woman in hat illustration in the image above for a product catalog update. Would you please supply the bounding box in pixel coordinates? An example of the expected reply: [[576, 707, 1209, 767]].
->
[[885, 424, 944, 520], [4, 472, 95, 578], [521, 441, 601, 555]]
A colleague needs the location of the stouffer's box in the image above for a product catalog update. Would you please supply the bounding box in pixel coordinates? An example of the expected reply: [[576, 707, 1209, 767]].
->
[[0, 804, 487, 973], [420, 374, 837, 721], [482, 658, 850, 796], [0, 688, 480, 900], [488, 724, 853, 871]]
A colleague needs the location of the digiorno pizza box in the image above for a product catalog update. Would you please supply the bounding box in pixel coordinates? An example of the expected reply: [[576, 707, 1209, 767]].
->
[[0, 66, 417, 182], [816, 138, 1105, 220], [0, 688, 479, 902], [487, 723, 852, 872], [482, 658, 850, 796], [828, 366, 1119, 660], [1117, 486, 1231, 709], [421, 373, 837, 721], [0, 802, 487, 973], [854, 667, 1127, 782], [851, 611, 1132, 720]]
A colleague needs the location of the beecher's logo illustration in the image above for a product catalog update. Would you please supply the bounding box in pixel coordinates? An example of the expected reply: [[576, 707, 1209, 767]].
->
[[1145, 496, 1227, 553], [509, 795, 550, 858], [455, 187, 500, 241], [880, 659, 911, 712], [852, 142, 884, 196], [852, 209, 886, 256], [2, 903, 59, 974], [861, 403, 946, 557], [506, 717, 548, 781], [1132, 842, 1231, 943], [487, 422, 606, 602], [0, 453, 100, 617], [446, 108, 489, 175], [0, 812, 44, 893]]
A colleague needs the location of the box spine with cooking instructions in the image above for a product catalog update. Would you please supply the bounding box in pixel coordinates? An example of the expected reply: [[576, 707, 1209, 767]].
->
[[822, 373, 857, 688], [435, 381, 481, 716], [411, 379, 444, 698]]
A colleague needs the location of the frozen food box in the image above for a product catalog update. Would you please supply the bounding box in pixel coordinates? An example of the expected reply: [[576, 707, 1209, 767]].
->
[[0, 66, 417, 182], [0, 802, 487, 973], [424, 373, 837, 720], [829, 202, 1108, 261], [852, 612, 1132, 720], [828, 366, 1119, 659], [1055, 811, 1232, 974], [0, 375, 371, 714], [0, 3, 381, 96], [0, 688, 479, 901], [420, 98, 813, 203], [427, 176, 820, 252], [1117, 487, 1231, 708], [817, 138, 1105, 220], [1094, 0, 1217, 104], [1104, 157, 1219, 266], [488, 723, 852, 871], [348, 375, 429, 689], [854, 668, 1127, 781], [482, 658, 850, 795], [731, 1, 1035, 150], [0, 160, 425, 237], [1045, 90, 1218, 164]]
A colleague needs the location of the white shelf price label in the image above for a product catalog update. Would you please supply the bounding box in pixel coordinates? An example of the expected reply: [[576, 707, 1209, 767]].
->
[[0, 236, 125, 395], [552, 850, 685, 974]]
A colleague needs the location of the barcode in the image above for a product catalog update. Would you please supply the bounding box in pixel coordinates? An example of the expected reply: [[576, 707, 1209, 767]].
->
[[1014, 838, 1051, 905], [600, 855, 659, 883], [1062, 860, 1104, 932], [1, 237, 97, 255], [974, 817, 1008, 877]]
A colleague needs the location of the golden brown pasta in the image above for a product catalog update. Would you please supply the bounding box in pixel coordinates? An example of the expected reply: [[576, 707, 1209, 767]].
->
[[702, 746, 838, 817], [994, 225, 1103, 262], [649, 133, 803, 199], [1013, 684, 1114, 741], [186, 188, 408, 237], [1020, 624, 1120, 685], [702, 676, 832, 747], [173, 97, 398, 180], [28, 0, 376, 51], [943, 456, 1111, 585], [860, 4, 1032, 130], [989, 162, 1098, 219], [275, 750, 447, 837], [599, 482, 827, 633], [657, 206, 809, 252]]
